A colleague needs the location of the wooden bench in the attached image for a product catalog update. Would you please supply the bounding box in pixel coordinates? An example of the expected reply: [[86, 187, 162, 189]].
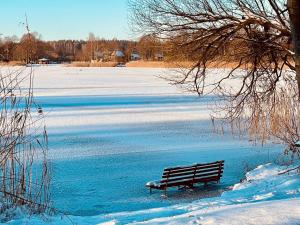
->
[[146, 160, 224, 196]]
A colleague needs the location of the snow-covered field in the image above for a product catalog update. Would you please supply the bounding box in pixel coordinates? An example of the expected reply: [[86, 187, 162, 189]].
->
[[1, 65, 298, 224]]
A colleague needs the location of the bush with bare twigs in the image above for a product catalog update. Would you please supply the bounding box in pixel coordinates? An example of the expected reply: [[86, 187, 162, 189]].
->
[[0, 66, 51, 221]]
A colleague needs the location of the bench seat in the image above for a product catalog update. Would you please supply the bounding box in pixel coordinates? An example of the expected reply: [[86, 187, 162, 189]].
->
[[146, 160, 224, 196]]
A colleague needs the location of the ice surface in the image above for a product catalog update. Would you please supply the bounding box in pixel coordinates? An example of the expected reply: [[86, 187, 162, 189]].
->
[[0, 65, 292, 224]]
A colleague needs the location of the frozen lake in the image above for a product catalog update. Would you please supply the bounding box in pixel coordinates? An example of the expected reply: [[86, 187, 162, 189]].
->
[[30, 66, 283, 216]]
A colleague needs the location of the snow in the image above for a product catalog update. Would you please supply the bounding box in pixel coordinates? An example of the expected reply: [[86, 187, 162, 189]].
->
[[146, 181, 161, 188], [134, 199, 300, 225], [122, 163, 300, 225], [4, 163, 300, 224], [0, 65, 298, 224]]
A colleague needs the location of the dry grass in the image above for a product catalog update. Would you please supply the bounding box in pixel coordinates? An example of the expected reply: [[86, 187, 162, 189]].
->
[[0, 60, 243, 69], [68, 61, 118, 67], [126, 60, 245, 69], [126, 60, 244, 69], [126, 60, 174, 68], [0, 60, 265, 69], [0, 61, 26, 66], [0, 68, 51, 216]]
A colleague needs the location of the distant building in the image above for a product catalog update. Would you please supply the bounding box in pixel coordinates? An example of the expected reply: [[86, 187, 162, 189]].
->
[[94, 51, 104, 60], [130, 53, 141, 61], [154, 53, 164, 61], [111, 50, 125, 62], [38, 58, 50, 64], [112, 50, 125, 57]]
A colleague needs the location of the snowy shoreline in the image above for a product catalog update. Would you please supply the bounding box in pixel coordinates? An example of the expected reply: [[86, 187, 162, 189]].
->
[[5, 163, 300, 225]]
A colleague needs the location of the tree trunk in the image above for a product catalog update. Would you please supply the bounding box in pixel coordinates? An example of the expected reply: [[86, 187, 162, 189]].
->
[[288, 0, 300, 98]]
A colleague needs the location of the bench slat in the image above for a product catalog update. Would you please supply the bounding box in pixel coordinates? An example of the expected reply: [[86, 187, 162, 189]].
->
[[147, 160, 225, 194], [162, 166, 224, 178], [159, 176, 221, 188], [164, 161, 224, 171], [161, 171, 223, 183], [163, 162, 224, 175]]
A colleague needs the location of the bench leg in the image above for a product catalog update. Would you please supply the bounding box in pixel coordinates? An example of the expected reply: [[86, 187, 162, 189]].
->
[[150, 188, 152, 194], [164, 188, 168, 197]]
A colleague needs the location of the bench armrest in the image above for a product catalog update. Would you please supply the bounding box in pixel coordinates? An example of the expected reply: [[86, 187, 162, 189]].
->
[[146, 180, 161, 188]]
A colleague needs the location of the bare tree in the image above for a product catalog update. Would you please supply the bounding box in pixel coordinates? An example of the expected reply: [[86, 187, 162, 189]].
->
[[130, 0, 300, 152], [87, 32, 96, 61], [288, 0, 300, 95], [137, 34, 163, 61], [14, 33, 39, 63]]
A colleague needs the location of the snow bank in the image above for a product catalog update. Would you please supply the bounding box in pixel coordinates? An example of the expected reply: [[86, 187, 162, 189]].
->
[[135, 198, 300, 225], [4, 163, 299, 225], [127, 163, 300, 225]]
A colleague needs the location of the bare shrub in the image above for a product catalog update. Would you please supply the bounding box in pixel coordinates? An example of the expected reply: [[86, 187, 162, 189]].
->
[[0, 66, 51, 220]]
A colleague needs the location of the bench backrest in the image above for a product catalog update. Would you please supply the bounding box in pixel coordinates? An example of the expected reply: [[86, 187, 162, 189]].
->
[[160, 160, 224, 187]]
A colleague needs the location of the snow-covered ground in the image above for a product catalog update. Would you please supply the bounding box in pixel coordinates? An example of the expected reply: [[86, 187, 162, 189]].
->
[[6, 163, 300, 224], [1, 65, 298, 224]]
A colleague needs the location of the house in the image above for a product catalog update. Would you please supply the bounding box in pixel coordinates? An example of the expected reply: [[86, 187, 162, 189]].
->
[[111, 50, 125, 62], [154, 52, 164, 61], [112, 50, 125, 58], [38, 58, 50, 64], [94, 51, 104, 61], [130, 53, 141, 61]]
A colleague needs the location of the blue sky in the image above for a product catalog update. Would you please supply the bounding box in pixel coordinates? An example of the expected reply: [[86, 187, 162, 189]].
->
[[0, 0, 132, 40]]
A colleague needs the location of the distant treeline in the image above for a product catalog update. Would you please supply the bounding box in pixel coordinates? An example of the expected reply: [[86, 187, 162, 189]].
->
[[0, 32, 166, 63]]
